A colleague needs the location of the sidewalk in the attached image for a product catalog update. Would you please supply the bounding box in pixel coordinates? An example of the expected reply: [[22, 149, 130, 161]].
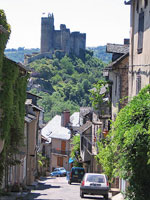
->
[[0, 191, 29, 200], [111, 193, 124, 200], [0, 181, 38, 200]]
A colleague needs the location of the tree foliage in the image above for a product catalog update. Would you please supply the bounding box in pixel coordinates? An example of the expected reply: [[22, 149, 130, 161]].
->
[[89, 80, 109, 110], [96, 85, 150, 200], [28, 51, 106, 122], [70, 134, 82, 167], [0, 10, 28, 187]]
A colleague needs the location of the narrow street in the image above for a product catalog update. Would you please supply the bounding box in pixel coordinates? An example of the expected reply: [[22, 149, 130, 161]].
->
[[25, 176, 111, 200]]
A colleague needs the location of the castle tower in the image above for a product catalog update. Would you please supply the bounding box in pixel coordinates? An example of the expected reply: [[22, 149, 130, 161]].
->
[[40, 13, 54, 53]]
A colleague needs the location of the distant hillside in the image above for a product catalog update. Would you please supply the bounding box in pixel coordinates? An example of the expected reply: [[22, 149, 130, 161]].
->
[[87, 46, 112, 63], [27, 51, 106, 122], [4, 46, 111, 64], [4, 47, 40, 63]]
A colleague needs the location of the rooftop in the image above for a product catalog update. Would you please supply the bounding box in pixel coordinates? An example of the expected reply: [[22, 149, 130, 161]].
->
[[105, 52, 129, 70], [124, 0, 132, 5], [79, 121, 92, 134], [70, 112, 80, 127], [41, 115, 71, 143], [106, 43, 129, 54], [80, 107, 93, 117]]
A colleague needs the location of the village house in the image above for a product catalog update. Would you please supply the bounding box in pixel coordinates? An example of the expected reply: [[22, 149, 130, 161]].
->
[[1, 60, 29, 191], [125, 0, 150, 98], [41, 111, 72, 172], [39, 134, 51, 175], [103, 40, 129, 192], [104, 40, 129, 121], [41, 110, 81, 172], [25, 92, 44, 186], [79, 107, 107, 173]]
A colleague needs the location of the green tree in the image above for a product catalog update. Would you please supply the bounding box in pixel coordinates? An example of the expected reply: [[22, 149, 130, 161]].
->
[[70, 134, 82, 167], [96, 85, 150, 200]]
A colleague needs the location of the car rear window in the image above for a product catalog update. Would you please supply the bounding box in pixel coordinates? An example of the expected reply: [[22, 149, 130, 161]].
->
[[86, 175, 105, 183], [74, 169, 84, 175]]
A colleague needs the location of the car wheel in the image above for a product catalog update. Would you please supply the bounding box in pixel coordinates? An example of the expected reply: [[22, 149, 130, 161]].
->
[[104, 194, 108, 200], [80, 190, 84, 198], [68, 180, 71, 184]]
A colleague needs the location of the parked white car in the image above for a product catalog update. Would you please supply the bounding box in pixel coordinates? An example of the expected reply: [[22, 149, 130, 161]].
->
[[80, 173, 109, 199]]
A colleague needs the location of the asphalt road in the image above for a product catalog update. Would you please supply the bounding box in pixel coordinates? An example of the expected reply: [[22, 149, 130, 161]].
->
[[25, 176, 111, 200]]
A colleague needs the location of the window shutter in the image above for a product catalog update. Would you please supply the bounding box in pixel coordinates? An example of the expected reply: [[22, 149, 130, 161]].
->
[[136, 73, 141, 94], [57, 157, 63, 167], [144, 0, 148, 8], [138, 12, 144, 54]]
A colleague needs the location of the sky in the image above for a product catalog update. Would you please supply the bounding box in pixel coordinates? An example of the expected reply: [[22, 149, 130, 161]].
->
[[1, 0, 130, 49]]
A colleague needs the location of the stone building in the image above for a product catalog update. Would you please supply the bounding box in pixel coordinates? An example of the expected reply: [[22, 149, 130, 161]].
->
[[104, 40, 129, 121], [125, 0, 150, 99], [40, 13, 86, 57], [103, 40, 129, 192]]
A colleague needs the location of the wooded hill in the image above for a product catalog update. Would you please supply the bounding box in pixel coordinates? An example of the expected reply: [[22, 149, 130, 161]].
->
[[27, 51, 106, 122], [5, 46, 111, 63]]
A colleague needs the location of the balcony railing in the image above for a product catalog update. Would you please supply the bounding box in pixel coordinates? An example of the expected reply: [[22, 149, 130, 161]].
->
[[82, 135, 92, 154], [51, 148, 70, 156]]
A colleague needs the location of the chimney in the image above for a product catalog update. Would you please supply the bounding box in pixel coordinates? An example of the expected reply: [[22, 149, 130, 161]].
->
[[124, 38, 130, 45], [61, 110, 70, 127]]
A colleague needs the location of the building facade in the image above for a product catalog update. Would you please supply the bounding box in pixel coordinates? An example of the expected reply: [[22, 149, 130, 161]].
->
[[125, 0, 150, 98]]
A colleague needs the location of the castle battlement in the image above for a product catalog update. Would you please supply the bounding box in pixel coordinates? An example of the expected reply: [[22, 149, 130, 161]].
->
[[24, 13, 86, 64], [40, 13, 86, 56]]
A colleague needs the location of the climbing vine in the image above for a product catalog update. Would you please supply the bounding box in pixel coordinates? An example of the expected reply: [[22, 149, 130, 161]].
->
[[0, 10, 11, 74], [70, 134, 82, 167], [96, 85, 150, 200], [0, 10, 28, 187]]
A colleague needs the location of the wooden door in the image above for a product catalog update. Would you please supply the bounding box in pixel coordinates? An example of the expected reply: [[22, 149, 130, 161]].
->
[[57, 157, 63, 167], [61, 141, 66, 154]]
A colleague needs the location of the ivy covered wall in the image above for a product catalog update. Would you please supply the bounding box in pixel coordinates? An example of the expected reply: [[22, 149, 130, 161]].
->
[[0, 10, 28, 187]]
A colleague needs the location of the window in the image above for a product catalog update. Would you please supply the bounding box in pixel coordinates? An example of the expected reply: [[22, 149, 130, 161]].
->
[[144, 0, 148, 8], [136, 72, 141, 94], [81, 136, 83, 150], [115, 75, 117, 96], [137, 12, 144, 54], [136, 0, 139, 13]]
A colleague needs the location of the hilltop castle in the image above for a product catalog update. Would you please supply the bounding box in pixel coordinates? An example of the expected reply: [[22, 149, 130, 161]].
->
[[24, 13, 86, 64], [41, 13, 86, 56]]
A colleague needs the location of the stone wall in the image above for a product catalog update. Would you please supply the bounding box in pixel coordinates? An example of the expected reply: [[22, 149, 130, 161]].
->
[[25, 52, 53, 64], [54, 30, 61, 50], [41, 16, 54, 53]]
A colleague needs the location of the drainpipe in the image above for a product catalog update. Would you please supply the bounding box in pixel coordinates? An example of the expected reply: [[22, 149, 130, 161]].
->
[[130, 0, 135, 99], [26, 122, 29, 185]]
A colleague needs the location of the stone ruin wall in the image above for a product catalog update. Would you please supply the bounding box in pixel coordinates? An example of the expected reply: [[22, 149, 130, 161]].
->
[[41, 14, 86, 57], [24, 14, 86, 64]]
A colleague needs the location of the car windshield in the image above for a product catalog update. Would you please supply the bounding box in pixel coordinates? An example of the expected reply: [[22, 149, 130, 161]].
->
[[86, 175, 105, 183]]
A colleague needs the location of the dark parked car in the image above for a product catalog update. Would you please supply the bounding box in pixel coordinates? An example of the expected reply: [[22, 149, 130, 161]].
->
[[50, 167, 66, 177], [80, 173, 109, 199], [68, 167, 85, 184]]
